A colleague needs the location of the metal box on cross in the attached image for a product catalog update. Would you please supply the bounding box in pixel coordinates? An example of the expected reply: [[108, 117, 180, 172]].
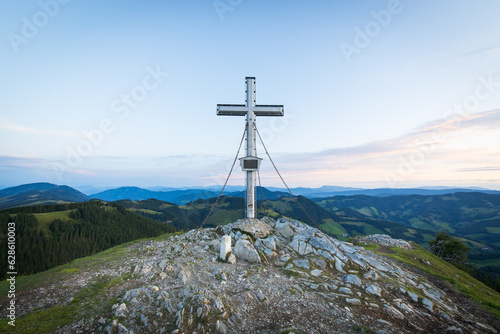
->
[[239, 156, 263, 171]]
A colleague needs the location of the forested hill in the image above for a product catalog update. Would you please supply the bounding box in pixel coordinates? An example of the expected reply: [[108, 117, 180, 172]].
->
[[115, 196, 431, 246], [0, 182, 90, 209], [313, 192, 500, 260], [0, 201, 176, 280]]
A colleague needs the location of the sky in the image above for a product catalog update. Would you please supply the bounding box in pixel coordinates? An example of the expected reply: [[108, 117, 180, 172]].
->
[[1, 0, 500, 190]]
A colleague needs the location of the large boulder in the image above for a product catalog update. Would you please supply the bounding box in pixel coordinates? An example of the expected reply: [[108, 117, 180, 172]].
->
[[233, 239, 261, 263], [232, 219, 271, 239]]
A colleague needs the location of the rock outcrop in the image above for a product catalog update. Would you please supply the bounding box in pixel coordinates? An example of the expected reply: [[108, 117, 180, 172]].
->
[[10, 217, 500, 333]]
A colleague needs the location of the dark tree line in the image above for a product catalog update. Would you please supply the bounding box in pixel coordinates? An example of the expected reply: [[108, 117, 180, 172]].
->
[[0, 202, 175, 280]]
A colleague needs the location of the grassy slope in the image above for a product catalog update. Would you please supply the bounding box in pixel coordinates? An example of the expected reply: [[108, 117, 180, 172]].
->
[[356, 242, 500, 319], [0, 232, 181, 333]]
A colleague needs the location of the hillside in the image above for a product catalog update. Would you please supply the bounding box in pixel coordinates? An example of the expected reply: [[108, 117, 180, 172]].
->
[[116, 196, 435, 247], [0, 183, 90, 210], [1, 217, 498, 333], [0, 201, 176, 280], [314, 192, 500, 262]]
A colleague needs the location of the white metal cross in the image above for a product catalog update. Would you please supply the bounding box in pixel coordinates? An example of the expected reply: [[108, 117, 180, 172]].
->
[[217, 77, 284, 219]]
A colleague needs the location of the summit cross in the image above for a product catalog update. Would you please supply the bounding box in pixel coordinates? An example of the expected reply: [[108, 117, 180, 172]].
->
[[217, 77, 284, 219]]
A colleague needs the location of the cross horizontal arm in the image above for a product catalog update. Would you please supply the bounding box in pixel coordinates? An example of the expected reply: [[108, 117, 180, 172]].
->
[[253, 105, 284, 116], [216, 104, 284, 116], [217, 104, 247, 116]]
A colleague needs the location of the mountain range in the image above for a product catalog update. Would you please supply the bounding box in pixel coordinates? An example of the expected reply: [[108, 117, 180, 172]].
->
[[1, 182, 499, 263], [2, 183, 498, 209]]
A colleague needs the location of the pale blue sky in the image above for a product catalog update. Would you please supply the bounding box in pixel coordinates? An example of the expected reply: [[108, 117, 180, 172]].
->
[[1, 0, 500, 189]]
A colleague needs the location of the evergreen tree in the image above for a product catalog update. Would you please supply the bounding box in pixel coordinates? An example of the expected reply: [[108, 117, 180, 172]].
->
[[429, 231, 469, 264]]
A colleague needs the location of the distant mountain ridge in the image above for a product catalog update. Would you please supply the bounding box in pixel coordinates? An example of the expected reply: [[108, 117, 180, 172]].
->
[[89, 186, 291, 204], [0, 182, 90, 209], [2, 182, 499, 210], [89, 185, 500, 203]]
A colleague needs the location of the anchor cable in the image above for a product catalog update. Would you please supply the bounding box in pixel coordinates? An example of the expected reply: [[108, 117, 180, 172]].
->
[[174, 122, 247, 257], [255, 125, 317, 227], [199, 122, 248, 228]]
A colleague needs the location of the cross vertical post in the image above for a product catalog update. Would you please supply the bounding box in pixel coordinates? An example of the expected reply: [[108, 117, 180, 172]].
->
[[217, 77, 284, 219]]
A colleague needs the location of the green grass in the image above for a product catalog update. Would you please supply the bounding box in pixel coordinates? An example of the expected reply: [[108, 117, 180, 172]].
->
[[486, 227, 500, 234], [370, 243, 500, 319], [33, 210, 75, 225], [470, 258, 500, 267], [408, 217, 435, 231], [130, 208, 162, 215], [320, 219, 347, 236], [363, 225, 384, 235], [208, 210, 244, 226], [0, 274, 125, 333], [358, 207, 373, 217], [0, 231, 180, 333], [59, 268, 80, 274]]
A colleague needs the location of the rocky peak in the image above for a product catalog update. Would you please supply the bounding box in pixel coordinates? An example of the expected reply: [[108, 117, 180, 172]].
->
[[10, 217, 500, 333]]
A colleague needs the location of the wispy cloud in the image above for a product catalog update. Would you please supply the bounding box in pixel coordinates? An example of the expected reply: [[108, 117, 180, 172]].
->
[[267, 110, 500, 188], [1, 110, 499, 188], [457, 166, 500, 172], [0, 117, 79, 138]]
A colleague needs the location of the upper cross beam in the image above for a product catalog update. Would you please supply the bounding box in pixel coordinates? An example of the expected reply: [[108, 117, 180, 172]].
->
[[216, 104, 284, 116], [216, 77, 284, 117]]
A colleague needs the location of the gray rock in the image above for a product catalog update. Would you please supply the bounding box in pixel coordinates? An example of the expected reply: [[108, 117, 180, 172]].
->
[[342, 274, 362, 287], [115, 303, 127, 317], [365, 284, 382, 297], [280, 254, 291, 262], [383, 304, 405, 320], [407, 291, 419, 303], [397, 302, 413, 313], [474, 322, 497, 333], [353, 234, 412, 250], [277, 223, 298, 239], [117, 323, 129, 334], [377, 319, 391, 326], [263, 248, 275, 258], [140, 314, 148, 326], [311, 257, 327, 270], [215, 298, 224, 311], [443, 326, 463, 333], [310, 269, 323, 277], [254, 290, 266, 302], [176, 265, 191, 284], [292, 259, 310, 269], [261, 235, 278, 251], [346, 298, 361, 305], [288, 239, 314, 255], [216, 319, 227, 333], [423, 288, 442, 302], [421, 297, 433, 312], [123, 288, 142, 302], [334, 257, 345, 272], [232, 218, 271, 239], [227, 253, 236, 264], [308, 236, 339, 256], [338, 287, 353, 295], [233, 239, 261, 263], [363, 270, 380, 280]]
